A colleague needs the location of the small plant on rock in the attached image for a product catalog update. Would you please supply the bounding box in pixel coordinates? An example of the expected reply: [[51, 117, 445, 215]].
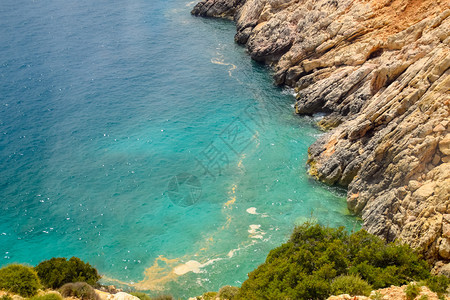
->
[[29, 293, 63, 300], [425, 275, 449, 296], [218, 286, 239, 300], [370, 291, 383, 300], [331, 274, 372, 296], [418, 295, 429, 300], [130, 292, 151, 300], [0, 295, 13, 300], [201, 291, 218, 300], [151, 296, 174, 300], [405, 283, 421, 300]]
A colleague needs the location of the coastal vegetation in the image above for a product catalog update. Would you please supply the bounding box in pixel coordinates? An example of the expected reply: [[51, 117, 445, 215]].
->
[[426, 275, 450, 295], [130, 292, 152, 300], [35, 257, 101, 289], [199, 291, 218, 300], [131, 293, 174, 300], [59, 282, 99, 300], [329, 275, 372, 296], [0, 257, 176, 300], [217, 286, 239, 299], [235, 223, 435, 299], [0, 257, 101, 299], [0, 265, 40, 297], [29, 294, 63, 300], [196, 223, 449, 299], [1, 231, 448, 300], [405, 283, 421, 300]]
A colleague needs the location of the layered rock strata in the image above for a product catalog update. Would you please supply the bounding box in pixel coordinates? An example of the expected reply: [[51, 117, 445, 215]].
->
[[192, 0, 450, 268]]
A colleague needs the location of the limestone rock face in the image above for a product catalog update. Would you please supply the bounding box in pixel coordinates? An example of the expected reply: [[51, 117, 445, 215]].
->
[[192, 0, 450, 266]]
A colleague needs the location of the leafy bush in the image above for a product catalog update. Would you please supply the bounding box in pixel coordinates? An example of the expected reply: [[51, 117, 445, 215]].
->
[[418, 295, 429, 300], [29, 293, 63, 300], [236, 223, 431, 300], [370, 291, 383, 300], [425, 275, 449, 295], [59, 282, 99, 300], [130, 292, 151, 300], [201, 291, 218, 300], [0, 295, 12, 300], [151, 296, 174, 300], [330, 274, 372, 296], [0, 264, 41, 297], [35, 257, 101, 289], [405, 283, 421, 300], [218, 286, 239, 299], [131, 292, 172, 300]]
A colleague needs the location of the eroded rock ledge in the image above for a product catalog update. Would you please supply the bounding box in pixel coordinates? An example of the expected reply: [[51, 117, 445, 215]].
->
[[191, 0, 450, 270]]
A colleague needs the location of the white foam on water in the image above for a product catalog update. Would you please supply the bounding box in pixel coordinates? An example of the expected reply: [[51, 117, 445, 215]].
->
[[227, 249, 237, 258], [281, 87, 296, 97], [174, 260, 202, 275], [248, 224, 261, 234], [248, 224, 266, 239], [227, 240, 257, 258], [246, 207, 258, 214], [173, 258, 222, 276], [246, 207, 269, 217]]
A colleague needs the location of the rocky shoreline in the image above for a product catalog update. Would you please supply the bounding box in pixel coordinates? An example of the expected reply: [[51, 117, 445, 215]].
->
[[192, 0, 450, 271]]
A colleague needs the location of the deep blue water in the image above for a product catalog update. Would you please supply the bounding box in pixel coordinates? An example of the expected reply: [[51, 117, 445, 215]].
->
[[0, 0, 359, 298]]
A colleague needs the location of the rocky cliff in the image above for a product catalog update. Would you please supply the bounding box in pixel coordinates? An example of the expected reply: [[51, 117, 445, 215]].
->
[[192, 0, 450, 270]]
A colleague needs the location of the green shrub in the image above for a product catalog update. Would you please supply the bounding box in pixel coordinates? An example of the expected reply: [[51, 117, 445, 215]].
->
[[35, 257, 101, 289], [201, 291, 218, 300], [405, 283, 421, 300], [0, 295, 12, 300], [218, 286, 239, 299], [418, 295, 429, 300], [29, 293, 63, 300], [236, 223, 431, 300], [59, 282, 99, 300], [130, 292, 151, 300], [0, 264, 41, 297], [370, 291, 383, 300], [426, 275, 449, 295], [151, 296, 174, 300], [330, 274, 372, 296]]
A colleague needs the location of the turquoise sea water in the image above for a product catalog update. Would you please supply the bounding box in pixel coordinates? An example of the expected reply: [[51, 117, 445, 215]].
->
[[0, 0, 359, 298]]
